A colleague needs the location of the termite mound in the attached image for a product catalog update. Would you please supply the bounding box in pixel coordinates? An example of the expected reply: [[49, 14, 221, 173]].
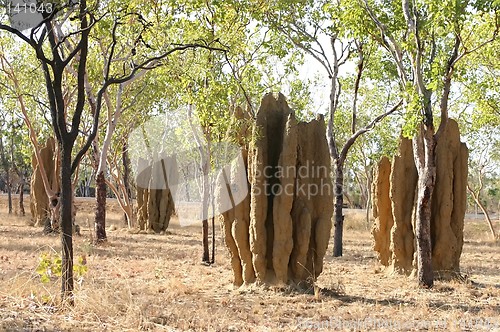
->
[[218, 93, 333, 287]]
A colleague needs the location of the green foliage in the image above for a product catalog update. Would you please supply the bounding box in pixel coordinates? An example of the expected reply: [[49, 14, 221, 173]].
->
[[36, 252, 88, 284], [347, 0, 500, 136], [402, 110, 423, 139]]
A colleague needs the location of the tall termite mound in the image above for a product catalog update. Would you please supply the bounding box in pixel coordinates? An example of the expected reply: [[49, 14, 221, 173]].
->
[[30, 137, 60, 227], [136, 156, 178, 233], [389, 137, 417, 274], [218, 93, 333, 287], [372, 119, 468, 277], [431, 120, 468, 275], [371, 156, 393, 266]]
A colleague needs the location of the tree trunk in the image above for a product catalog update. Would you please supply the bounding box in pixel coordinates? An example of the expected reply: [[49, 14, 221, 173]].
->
[[469, 191, 497, 240], [19, 180, 25, 216], [477, 200, 497, 240], [333, 159, 345, 257], [95, 171, 107, 242], [413, 127, 436, 288], [0, 138, 12, 214], [201, 159, 211, 263], [202, 219, 210, 262], [365, 177, 371, 227], [122, 139, 132, 227], [60, 144, 74, 305], [6, 173, 12, 214], [211, 216, 215, 264]]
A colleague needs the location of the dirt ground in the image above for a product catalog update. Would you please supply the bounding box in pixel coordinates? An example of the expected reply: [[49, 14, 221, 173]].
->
[[0, 194, 499, 331]]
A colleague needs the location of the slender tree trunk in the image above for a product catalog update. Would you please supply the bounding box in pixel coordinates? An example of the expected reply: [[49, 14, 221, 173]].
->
[[468, 188, 497, 240], [477, 200, 497, 240], [6, 173, 11, 214], [60, 144, 74, 305], [95, 171, 107, 242], [413, 127, 436, 288], [201, 140, 211, 264], [364, 159, 372, 226], [187, 103, 211, 264], [210, 188, 216, 264], [0, 138, 12, 214], [202, 219, 209, 262], [333, 159, 345, 257], [202, 171, 210, 263], [182, 169, 191, 202], [19, 180, 25, 216], [365, 178, 371, 227], [122, 139, 132, 227], [211, 215, 215, 264]]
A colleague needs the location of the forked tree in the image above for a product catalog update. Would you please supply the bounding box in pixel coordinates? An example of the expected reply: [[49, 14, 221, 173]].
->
[[360, 0, 499, 287]]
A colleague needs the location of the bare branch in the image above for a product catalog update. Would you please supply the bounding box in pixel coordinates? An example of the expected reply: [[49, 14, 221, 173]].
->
[[339, 99, 403, 164]]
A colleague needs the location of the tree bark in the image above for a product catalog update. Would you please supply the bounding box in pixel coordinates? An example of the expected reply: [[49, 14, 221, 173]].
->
[[333, 159, 345, 257], [93, 82, 125, 236], [468, 186, 497, 240], [19, 180, 25, 216], [187, 103, 211, 264], [413, 126, 436, 288], [365, 176, 371, 226], [202, 172, 210, 263], [95, 171, 107, 242], [477, 200, 497, 240], [60, 144, 74, 305], [0, 138, 12, 214], [6, 173, 11, 214], [122, 138, 132, 227], [202, 220, 210, 262]]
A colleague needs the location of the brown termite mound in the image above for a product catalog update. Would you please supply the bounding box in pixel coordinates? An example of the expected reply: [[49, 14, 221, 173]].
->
[[431, 120, 468, 276], [217, 93, 333, 287], [30, 137, 60, 228], [136, 156, 178, 233], [371, 156, 393, 267], [389, 137, 417, 274], [372, 119, 468, 278]]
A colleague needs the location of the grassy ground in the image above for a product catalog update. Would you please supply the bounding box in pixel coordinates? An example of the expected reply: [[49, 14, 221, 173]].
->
[[0, 195, 499, 331]]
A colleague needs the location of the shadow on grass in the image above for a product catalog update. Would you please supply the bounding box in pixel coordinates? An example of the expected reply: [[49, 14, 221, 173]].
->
[[318, 286, 499, 314]]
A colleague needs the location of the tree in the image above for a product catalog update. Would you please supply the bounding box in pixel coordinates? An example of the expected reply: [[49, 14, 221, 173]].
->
[[359, 0, 499, 286], [467, 161, 498, 240], [461, 125, 500, 240], [0, 0, 224, 303], [0, 132, 11, 214], [0, 42, 61, 227], [454, 22, 500, 238]]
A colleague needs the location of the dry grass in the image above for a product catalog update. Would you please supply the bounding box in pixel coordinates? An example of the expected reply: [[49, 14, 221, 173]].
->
[[0, 195, 499, 331]]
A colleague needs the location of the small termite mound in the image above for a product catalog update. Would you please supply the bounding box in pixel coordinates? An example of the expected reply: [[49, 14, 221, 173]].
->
[[136, 156, 178, 233], [217, 93, 333, 287], [372, 119, 468, 278]]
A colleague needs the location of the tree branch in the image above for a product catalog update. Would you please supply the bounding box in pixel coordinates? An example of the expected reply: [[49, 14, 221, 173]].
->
[[339, 99, 403, 164]]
